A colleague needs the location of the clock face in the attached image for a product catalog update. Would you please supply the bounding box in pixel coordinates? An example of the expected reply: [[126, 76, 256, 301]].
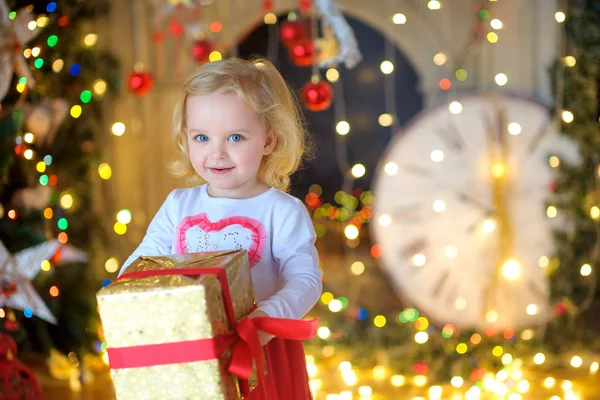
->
[[371, 95, 579, 331]]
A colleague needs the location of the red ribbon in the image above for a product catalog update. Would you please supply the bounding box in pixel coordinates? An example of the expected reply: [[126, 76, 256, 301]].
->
[[107, 266, 317, 398]]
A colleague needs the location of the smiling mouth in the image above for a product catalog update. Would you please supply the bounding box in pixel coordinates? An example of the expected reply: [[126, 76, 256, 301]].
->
[[209, 167, 234, 175]]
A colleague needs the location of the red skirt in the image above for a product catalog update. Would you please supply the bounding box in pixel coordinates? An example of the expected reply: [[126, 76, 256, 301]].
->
[[245, 337, 313, 400]]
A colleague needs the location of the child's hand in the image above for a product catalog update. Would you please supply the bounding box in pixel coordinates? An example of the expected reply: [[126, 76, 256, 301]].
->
[[247, 309, 272, 346]]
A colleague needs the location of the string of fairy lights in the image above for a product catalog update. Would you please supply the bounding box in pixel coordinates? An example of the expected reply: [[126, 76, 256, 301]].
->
[[298, 2, 599, 400]]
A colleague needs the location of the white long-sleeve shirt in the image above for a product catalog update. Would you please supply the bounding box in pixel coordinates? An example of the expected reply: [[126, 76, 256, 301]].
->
[[119, 184, 323, 320]]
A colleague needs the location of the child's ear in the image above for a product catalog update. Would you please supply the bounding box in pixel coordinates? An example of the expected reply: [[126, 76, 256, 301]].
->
[[263, 130, 276, 155]]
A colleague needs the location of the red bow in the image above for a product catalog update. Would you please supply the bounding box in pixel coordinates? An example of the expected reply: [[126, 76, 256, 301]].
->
[[108, 265, 317, 398]]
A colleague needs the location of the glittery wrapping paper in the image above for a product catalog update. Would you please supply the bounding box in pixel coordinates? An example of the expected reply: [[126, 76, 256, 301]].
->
[[96, 250, 255, 400]]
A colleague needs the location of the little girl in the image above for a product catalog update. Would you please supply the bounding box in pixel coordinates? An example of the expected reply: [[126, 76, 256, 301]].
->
[[118, 58, 322, 400]]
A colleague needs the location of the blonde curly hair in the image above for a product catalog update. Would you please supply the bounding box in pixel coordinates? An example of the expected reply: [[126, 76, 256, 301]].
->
[[170, 58, 312, 192]]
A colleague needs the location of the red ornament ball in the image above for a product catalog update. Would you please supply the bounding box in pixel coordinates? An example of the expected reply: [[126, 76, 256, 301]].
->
[[0, 334, 41, 400], [300, 80, 333, 112], [289, 40, 315, 67], [279, 20, 306, 47], [127, 70, 154, 96], [192, 40, 214, 63]]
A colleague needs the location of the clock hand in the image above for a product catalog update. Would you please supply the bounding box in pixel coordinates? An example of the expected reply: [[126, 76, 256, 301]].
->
[[484, 103, 516, 323], [458, 192, 493, 215]]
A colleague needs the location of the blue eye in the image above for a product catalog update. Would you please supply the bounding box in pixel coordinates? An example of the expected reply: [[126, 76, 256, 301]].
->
[[229, 134, 243, 142], [195, 134, 209, 142]]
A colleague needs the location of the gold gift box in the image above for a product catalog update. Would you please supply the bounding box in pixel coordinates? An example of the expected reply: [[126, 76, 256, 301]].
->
[[97, 250, 255, 400]]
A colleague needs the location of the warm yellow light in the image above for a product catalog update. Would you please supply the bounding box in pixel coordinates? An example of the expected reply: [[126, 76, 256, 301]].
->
[[351, 261, 365, 275], [328, 299, 342, 312], [372, 365, 386, 380], [534, 353, 546, 365], [105, 257, 120, 273], [326, 68, 339, 82], [263, 12, 277, 24], [23, 133, 35, 143], [378, 113, 394, 127], [390, 375, 406, 387], [482, 219, 496, 232], [526, 303, 538, 315], [380, 60, 394, 74], [306, 363, 317, 378], [414, 331, 429, 344], [432, 200, 446, 212], [495, 73, 508, 86], [590, 206, 600, 220], [492, 345, 503, 357], [317, 326, 331, 339], [561, 380, 573, 391], [37, 15, 49, 27], [98, 163, 112, 180], [547, 206, 558, 218], [23, 48, 32, 58], [28, 21, 37, 31], [358, 386, 372, 396], [456, 343, 468, 354], [320, 292, 333, 304], [374, 315, 387, 327], [209, 51, 222, 62], [444, 245, 458, 258], [508, 122, 521, 135], [491, 162, 507, 177], [430, 149, 444, 162], [344, 224, 359, 240], [412, 253, 426, 267], [114, 222, 127, 235], [16, 83, 26, 93], [486, 310, 498, 323], [450, 376, 464, 388], [60, 194, 74, 210], [549, 156, 560, 168], [117, 209, 132, 224], [351, 164, 366, 178], [378, 214, 392, 227], [564, 56, 576, 67], [413, 375, 427, 387], [429, 386, 442, 400], [112, 122, 126, 136], [562, 110, 574, 123], [581, 263, 592, 276], [384, 162, 398, 175], [70, 105, 83, 118], [433, 52, 447, 66], [336, 120, 350, 135], [502, 353, 513, 365], [52, 59, 64, 72], [571, 356, 583, 368], [502, 259, 521, 280], [93, 79, 107, 95], [465, 386, 481, 400], [490, 19, 503, 29], [427, 0, 441, 10], [40, 260, 51, 271], [84, 33, 98, 46], [543, 377, 556, 388], [487, 32, 499, 43], [521, 329, 534, 340], [496, 370, 509, 381], [23, 149, 34, 160], [590, 361, 599, 374], [36, 161, 46, 173], [516, 380, 530, 393], [555, 11, 566, 23], [449, 101, 463, 114], [392, 13, 407, 25]]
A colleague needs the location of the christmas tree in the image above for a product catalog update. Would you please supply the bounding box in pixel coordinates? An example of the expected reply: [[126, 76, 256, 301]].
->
[[0, 0, 118, 364]]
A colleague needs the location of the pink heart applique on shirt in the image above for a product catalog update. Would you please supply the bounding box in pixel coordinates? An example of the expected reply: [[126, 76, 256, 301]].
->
[[174, 213, 266, 267]]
